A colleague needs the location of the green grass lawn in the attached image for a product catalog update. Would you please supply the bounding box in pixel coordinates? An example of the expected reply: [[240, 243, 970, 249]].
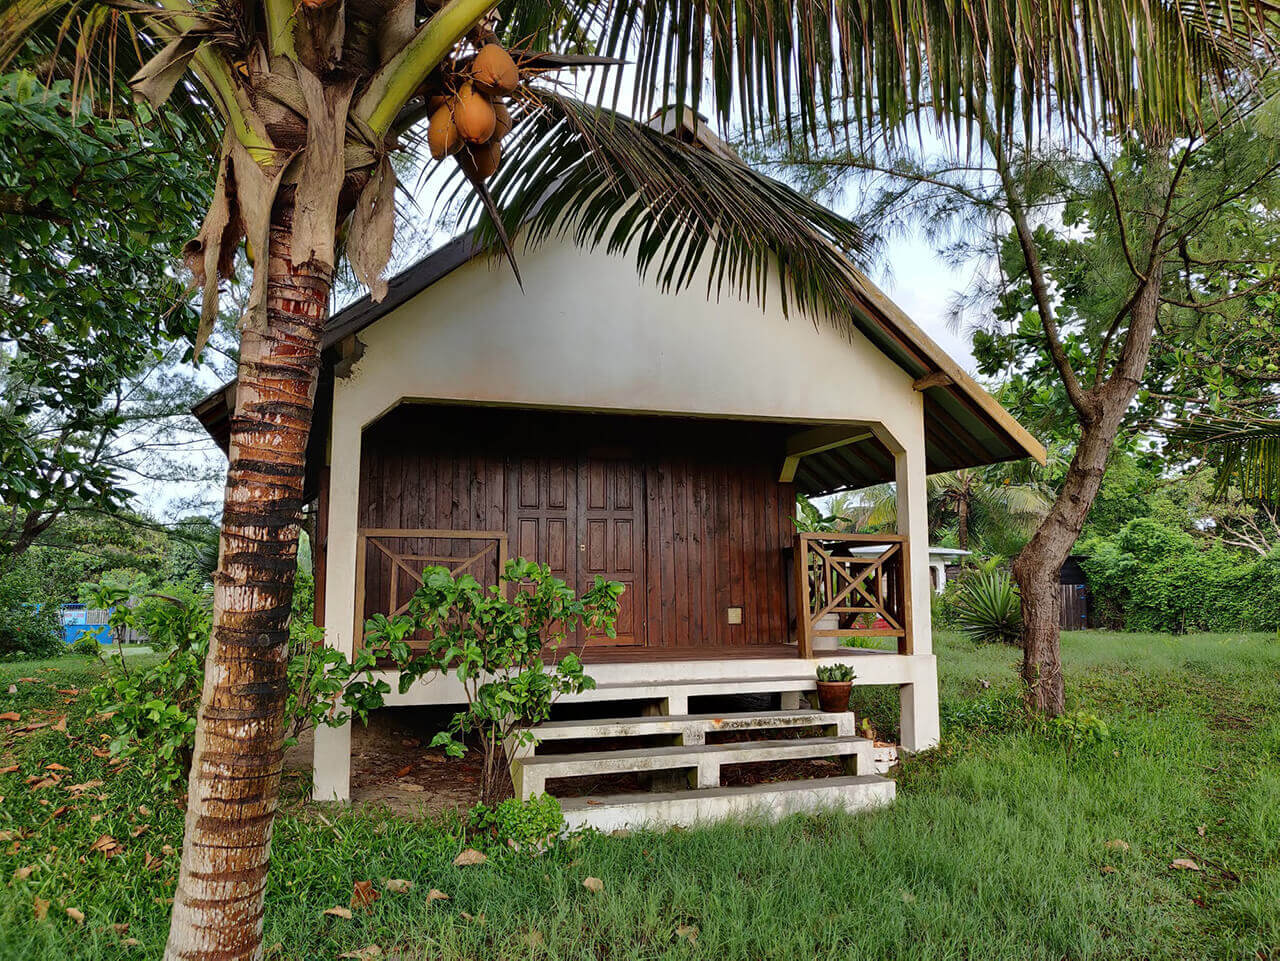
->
[[1, 631, 1278, 960]]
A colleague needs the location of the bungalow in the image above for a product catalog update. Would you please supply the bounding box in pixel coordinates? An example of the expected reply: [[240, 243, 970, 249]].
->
[[194, 125, 1044, 830]]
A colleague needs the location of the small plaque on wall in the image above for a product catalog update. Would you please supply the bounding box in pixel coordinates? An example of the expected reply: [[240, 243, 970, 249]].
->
[[726, 607, 743, 625]]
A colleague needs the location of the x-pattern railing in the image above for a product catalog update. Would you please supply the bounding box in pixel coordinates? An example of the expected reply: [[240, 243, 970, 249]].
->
[[355, 528, 508, 647], [793, 532, 911, 657]]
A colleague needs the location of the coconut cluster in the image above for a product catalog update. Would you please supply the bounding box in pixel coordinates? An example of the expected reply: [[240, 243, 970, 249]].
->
[[427, 43, 519, 181]]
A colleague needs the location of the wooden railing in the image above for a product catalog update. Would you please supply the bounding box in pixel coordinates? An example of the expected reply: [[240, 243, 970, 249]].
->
[[793, 532, 911, 657], [354, 528, 508, 648]]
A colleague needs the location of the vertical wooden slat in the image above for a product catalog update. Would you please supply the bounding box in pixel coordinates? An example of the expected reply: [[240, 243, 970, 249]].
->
[[794, 534, 813, 658]]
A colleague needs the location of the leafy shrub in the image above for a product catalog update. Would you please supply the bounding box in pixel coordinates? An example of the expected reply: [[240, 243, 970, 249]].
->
[[70, 632, 102, 656], [89, 590, 388, 789], [816, 663, 856, 682], [0, 565, 62, 660], [1079, 517, 1280, 633], [466, 794, 565, 853], [954, 570, 1022, 645], [367, 558, 622, 803], [129, 582, 212, 650], [1039, 709, 1112, 750]]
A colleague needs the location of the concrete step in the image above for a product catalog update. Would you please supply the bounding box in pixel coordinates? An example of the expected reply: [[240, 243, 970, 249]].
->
[[525, 709, 856, 748], [571, 676, 816, 713], [512, 734, 874, 799], [560, 775, 896, 831]]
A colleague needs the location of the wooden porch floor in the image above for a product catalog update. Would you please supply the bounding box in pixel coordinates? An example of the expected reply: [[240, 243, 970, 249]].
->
[[567, 644, 879, 663]]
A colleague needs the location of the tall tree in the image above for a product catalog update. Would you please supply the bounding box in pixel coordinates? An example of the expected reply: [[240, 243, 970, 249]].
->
[[0, 71, 213, 564], [3, 2, 1275, 958], [768, 81, 1280, 712]]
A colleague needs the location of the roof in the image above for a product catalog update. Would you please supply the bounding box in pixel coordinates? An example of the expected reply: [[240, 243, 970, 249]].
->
[[193, 116, 1043, 498], [193, 227, 1045, 499]]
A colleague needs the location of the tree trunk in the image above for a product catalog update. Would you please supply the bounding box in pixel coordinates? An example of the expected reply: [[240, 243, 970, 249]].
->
[[165, 197, 331, 961], [957, 496, 969, 552], [1011, 275, 1163, 715]]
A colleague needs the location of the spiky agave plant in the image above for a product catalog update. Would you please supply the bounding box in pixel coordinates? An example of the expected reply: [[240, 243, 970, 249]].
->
[[955, 570, 1023, 645]]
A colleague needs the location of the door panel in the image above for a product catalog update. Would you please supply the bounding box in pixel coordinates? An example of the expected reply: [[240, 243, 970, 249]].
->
[[507, 448, 648, 648], [509, 453, 577, 588], [579, 454, 646, 646]]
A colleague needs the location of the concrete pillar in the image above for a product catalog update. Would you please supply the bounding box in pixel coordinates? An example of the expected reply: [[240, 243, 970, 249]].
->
[[874, 405, 940, 753], [899, 658, 941, 752], [313, 406, 363, 803]]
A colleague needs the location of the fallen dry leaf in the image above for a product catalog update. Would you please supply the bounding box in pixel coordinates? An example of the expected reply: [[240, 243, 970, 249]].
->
[[137, 805, 150, 816], [427, 888, 450, 902], [144, 851, 162, 872], [383, 878, 411, 893], [66, 907, 85, 924], [453, 848, 486, 867], [0, 712, 19, 723], [460, 911, 485, 924], [582, 876, 604, 894], [0, 765, 18, 774], [29, 778, 57, 790], [394, 765, 412, 778], [33, 897, 49, 920], [51, 716, 66, 733], [161, 844, 176, 856], [65, 780, 105, 794], [89, 834, 123, 858], [350, 880, 380, 910], [57, 689, 79, 696], [523, 929, 545, 948], [675, 923, 699, 944], [338, 947, 382, 960], [398, 783, 424, 793], [1100, 865, 1118, 875], [1171, 858, 1202, 872], [1103, 839, 1130, 852], [13, 865, 34, 880], [44, 763, 69, 772], [130, 824, 149, 838], [323, 906, 353, 920], [1197, 825, 1207, 837], [6, 685, 15, 694]]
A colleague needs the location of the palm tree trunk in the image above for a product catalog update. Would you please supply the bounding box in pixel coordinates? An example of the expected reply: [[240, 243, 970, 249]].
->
[[957, 497, 969, 552], [165, 195, 331, 961]]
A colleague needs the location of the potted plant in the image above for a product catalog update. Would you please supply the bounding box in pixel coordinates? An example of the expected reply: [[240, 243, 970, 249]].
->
[[814, 663, 856, 713]]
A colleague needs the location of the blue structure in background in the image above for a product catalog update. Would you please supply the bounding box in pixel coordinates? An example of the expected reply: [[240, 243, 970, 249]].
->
[[58, 604, 112, 645]]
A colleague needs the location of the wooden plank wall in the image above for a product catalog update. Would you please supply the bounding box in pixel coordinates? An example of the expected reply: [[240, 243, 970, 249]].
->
[[357, 406, 796, 649]]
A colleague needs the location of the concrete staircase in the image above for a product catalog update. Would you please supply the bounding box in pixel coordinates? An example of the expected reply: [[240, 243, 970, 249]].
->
[[508, 683, 896, 831]]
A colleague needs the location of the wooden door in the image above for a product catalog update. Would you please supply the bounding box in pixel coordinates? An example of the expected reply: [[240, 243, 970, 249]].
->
[[578, 452, 647, 646], [510, 451, 577, 591]]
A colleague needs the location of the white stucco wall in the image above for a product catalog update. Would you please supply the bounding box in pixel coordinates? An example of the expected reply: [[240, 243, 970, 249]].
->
[[312, 238, 941, 799]]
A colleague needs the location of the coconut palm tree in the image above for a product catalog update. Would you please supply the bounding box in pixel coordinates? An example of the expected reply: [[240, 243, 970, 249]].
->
[[838, 467, 1051, 552], [2, 2, 1274, 959]]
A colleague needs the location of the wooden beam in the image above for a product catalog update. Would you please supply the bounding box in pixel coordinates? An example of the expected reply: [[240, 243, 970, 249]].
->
[[912, 370, 953, 391], [780, 425, 874, 483]]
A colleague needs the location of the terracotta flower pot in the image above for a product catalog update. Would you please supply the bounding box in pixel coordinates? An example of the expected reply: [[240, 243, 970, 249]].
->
[[815, 680, 853, 713]]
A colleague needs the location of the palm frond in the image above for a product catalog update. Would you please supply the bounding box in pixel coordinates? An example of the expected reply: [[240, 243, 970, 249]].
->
[[0, 0, 222, 149], [452, 91, 872, 331], [1178, 418, 1280, 501], [505, 0, 1278, 144]]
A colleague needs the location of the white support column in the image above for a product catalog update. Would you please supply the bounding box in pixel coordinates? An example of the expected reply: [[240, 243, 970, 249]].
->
[[874, 405, 940, 753], [313, 407, 363, 802], [898, 658, 940, 752]]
